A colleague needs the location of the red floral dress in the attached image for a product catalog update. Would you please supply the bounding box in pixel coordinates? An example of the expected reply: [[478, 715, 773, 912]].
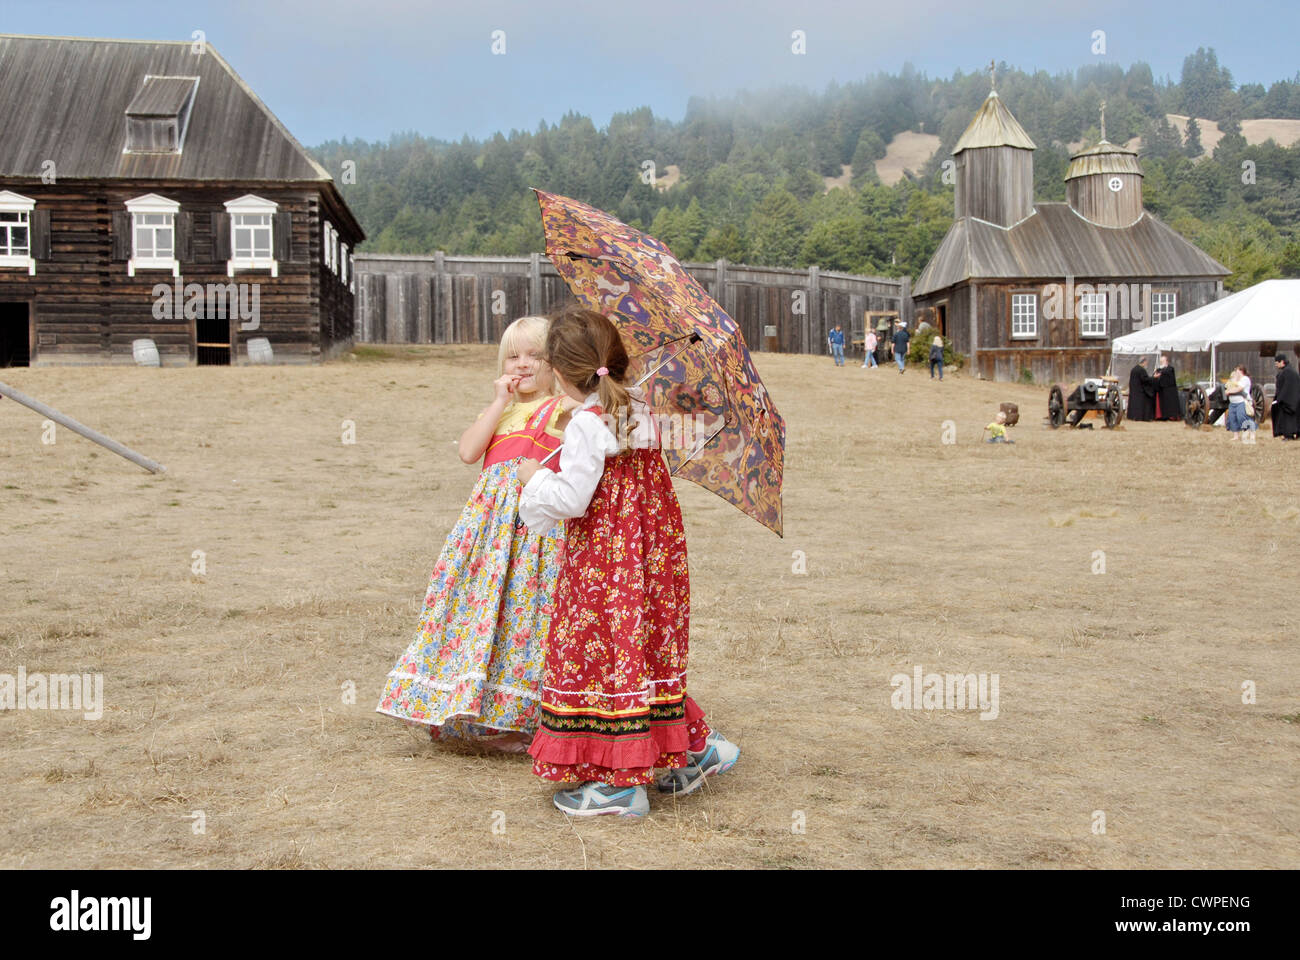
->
[[528, 405, 710, 786]]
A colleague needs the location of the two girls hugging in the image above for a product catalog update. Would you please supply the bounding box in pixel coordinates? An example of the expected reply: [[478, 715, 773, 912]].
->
[[376, 306, 738, 817]]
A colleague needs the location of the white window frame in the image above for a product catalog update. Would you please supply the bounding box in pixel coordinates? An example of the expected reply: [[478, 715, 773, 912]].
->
[[1150, 291, 1177, 325], [1079, 293, 1107, 338], [331, 229, 338, 274], [125, 194, 180, 277], [349, 254, 355, 294], [340, 242, 348, 284], [323, 220, 334, 271], [1011, 292, 1037, 339], [0, 190, 36, 275], [224, 195, 278, 277]]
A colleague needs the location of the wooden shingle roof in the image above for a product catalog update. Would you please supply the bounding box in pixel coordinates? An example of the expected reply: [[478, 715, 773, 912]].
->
[[913, 203, 1230, 297], [952, 91, 1036, 153], [1065, 140, 1143, 181], [0, 34, 331, 182]]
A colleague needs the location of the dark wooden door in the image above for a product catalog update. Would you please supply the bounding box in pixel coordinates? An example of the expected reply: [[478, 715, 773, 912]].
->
[[0, 303, 30, 367], [195, 313, 231, 365]]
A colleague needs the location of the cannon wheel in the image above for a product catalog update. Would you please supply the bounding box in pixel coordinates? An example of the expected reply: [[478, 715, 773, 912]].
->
[[1185, 385, 1207, 428], [1048, 384, 1067, 429], [1104, 386, 1123, 428], [1251, 382, 1268, 424]]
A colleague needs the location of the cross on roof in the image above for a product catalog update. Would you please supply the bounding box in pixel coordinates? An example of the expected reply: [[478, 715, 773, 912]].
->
[[1100, 100, 1107, 141], [989, 59, 997, 91]]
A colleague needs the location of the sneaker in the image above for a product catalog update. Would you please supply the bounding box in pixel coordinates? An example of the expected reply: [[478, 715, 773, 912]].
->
[[655, 732, 740, 795], [552, 782, 649, 818]]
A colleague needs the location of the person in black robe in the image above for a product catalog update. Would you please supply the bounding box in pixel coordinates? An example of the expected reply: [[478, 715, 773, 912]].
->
[[1153, 355, 1181, 420], [1272, 354, 1300, 440], [1127, 357, 1157, 421]]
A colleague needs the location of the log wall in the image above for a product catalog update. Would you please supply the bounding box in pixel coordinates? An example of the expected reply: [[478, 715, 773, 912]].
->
[[914, 277, 1228, 383], [0, 179, 359, 366]]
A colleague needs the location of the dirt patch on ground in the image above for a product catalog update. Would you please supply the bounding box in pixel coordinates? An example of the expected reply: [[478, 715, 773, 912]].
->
[[823, 163, 853, 192], [877, 132, 941, 186], [654, 164, 683, 191], [1241, 118, 1300, 148]]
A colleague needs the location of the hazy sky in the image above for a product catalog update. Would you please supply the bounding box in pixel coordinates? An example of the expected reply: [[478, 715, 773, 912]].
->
[[5, 0, 1299, 146]]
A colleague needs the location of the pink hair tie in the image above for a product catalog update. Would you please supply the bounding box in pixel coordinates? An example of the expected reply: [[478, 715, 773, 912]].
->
[[596, 367, 609, 377]]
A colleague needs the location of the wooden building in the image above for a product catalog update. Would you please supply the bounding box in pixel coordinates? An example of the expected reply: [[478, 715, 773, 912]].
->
[[0, 34, 363, 366], [912, 88, 1230, 383]]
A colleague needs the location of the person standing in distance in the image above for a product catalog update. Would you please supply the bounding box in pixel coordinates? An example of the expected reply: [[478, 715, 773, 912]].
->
[[892, 320, 910, 374], [929, 334, 945, 380], [862, 327, 878, 369], [827, 323, 846, 367], [1272, 354, 1300, 440]]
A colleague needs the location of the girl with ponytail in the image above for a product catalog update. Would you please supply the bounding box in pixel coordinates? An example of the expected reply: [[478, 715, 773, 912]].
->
[[516, 305, 739, 817]]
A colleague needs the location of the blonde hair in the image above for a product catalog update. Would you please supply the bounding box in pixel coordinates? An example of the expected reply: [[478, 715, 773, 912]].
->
[[545, 305, 633, 452], [497, 316, 558, 397]]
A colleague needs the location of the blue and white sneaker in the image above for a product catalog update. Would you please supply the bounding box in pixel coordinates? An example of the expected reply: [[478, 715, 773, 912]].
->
[[552, 782, 649, 818], [655, 732, 740, 796]]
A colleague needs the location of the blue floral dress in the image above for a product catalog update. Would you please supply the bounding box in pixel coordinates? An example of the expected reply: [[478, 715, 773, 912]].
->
[[377, 396, 566, 739]]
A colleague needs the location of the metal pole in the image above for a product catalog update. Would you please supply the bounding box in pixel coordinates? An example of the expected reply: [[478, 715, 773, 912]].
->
[[0, 380, 166, 474]]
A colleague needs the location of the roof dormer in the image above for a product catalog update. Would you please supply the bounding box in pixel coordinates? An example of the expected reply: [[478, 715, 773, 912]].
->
[[124, 75, 199, 154]]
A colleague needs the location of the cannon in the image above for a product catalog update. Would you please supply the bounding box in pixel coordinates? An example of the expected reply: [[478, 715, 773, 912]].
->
[[1048, 376, 1124, 429], [1184, 381, 1267, 427]]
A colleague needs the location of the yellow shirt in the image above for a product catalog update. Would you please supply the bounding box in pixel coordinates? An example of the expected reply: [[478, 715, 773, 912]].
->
[[986, 422, 1006, 439], [492, 395, 557, 436]]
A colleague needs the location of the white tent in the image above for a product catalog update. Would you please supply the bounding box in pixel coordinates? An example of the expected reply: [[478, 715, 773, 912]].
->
[[1111, 278, 1300, 379]]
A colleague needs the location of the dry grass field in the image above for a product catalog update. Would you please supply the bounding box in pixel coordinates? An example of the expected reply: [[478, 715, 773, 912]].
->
[[1, 345, 1297, 869]]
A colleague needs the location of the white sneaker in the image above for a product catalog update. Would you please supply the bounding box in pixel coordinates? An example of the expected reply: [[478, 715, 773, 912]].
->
[[654, 732, 740, 796], [552, 782, 649, 817]]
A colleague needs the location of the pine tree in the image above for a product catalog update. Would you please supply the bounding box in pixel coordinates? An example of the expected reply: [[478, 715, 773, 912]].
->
[[699, 224, 749, 263], [677, 198, 707, 260], [748, 189, 805, 266], [850, 129, 886, 187], [1280, 242, 1300, 278]]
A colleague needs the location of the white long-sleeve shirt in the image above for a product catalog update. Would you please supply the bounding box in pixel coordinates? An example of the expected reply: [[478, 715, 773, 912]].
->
[[518, 389, 656, 535]]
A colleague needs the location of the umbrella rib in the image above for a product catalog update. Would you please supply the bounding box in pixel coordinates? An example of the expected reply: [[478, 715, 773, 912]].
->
[[634, 331, 702, 388], [672, 422, 725, 471]]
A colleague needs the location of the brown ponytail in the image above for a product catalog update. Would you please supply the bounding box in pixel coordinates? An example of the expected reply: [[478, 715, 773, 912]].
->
[[545, 305, 634, 452]]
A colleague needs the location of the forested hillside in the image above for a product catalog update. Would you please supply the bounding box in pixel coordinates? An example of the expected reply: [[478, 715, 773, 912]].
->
[[311, 49, 1300, 290]]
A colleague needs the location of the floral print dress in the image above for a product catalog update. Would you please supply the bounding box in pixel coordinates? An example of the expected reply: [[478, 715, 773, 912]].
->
[[376, 395, 565, 739], [520, 397, 711, 785]]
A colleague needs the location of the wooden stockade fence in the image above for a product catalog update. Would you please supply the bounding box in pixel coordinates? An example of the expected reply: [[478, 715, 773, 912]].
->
[[354, 253, 912, 355]]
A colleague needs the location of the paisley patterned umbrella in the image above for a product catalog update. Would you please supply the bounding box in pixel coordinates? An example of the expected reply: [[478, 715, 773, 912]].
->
[[535, 189, 785, 536]]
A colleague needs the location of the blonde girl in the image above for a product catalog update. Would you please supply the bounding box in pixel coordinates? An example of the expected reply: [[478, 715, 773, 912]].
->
[[377, 316, 577, 751]]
